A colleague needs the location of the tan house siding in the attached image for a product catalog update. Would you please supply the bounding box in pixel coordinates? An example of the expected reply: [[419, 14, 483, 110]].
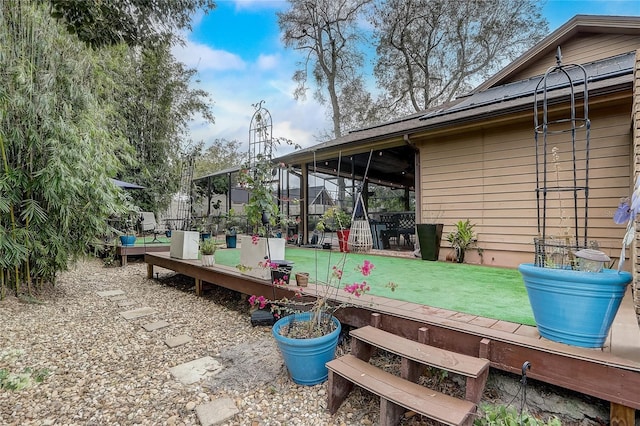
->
[[634, 49, 640, 312], [508, 34, 640, 83], [418, 100, 632, 268]]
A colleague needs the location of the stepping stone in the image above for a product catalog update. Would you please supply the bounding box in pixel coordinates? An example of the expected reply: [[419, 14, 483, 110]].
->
[[169, 356, 223, 385], [109, 294, 128, 302], [165, 334, 192, 348], [117, 300, 136, 308], [195, 398, 239, 426], [119, 307, 156, 320], [96, 290, 125, 298], [142, 320, 170, 332]]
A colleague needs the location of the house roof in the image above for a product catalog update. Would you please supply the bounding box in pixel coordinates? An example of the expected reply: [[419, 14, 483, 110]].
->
[[474, 14, 640, 92], [276, 15, 638, 172]]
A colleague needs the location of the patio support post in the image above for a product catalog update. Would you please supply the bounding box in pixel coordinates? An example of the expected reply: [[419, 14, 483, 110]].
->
[[301, 162, 309, 245], [227, 172, 232, 216], [206, 176, 212, 217], [405, 134, 421, 224]]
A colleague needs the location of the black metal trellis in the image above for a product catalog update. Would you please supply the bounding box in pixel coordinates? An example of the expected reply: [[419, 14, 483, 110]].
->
[[249, 100, 273, 167], [533, 47, 591, 268]]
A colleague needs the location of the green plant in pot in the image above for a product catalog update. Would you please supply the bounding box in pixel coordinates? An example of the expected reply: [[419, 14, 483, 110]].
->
[[317, 206, 352, 252], [238, 155, 280, 236], [199, 237, 218, 267], [119, 207, 140, 247], [237, 156, 288, 278], [446, 219, 476, 263], [224, 208, 239, 248]]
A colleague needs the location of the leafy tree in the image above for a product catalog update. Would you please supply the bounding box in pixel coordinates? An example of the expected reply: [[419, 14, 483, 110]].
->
[[0, 0, 134, 297], [116, 42, 215, 214], [278, 0, 374, 138], [371, 0, 548, 115], [47, 0, 216, 48], [194, 138, 245, 180]]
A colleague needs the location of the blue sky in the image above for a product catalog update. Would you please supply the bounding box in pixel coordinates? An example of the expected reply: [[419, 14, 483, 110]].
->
[[172, 0, 640, 154]]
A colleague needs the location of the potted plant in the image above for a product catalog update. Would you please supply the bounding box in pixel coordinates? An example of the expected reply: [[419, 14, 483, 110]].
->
[[518, 57, 632, 348], [224, 208, 239, 249], [446, 219, 476, 263], [238, 155, 280, 235], [119, 209, 140, 246], [196, 216, 211, 241], [416, 208, 444, 261], [237, 157, 287, 279], [317, 206, 352, 252], [249, 257, 387, 386], [199, 237, 218, 267]]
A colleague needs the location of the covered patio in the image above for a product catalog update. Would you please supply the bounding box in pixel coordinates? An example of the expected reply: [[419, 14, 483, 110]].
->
[[191, 144, 419, 255]]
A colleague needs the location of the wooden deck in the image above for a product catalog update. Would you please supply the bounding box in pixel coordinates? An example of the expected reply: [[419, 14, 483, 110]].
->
[[145, 251, 640, 424], [116, 243, 170, 266]]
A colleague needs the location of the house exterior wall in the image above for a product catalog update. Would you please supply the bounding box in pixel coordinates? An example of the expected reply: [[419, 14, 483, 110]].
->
[[417, 98, 632, 268], [633, 49, 640, 312], [510, 33, 640, 82]]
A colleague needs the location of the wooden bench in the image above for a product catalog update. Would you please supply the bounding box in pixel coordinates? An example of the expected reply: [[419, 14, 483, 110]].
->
[[326, 325, 490, 426]]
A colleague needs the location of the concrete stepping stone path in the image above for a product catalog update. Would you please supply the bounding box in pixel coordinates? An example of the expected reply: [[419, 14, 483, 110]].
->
[[165, 334, 192, 348], [169, 356, 223, 385], [142, 320, 170, 332], [109, 294, 128, 302], [97, 288, 237, 421], [196, 398, 239, 426], [96, 289, 125, 298], [119, 307, 156, 320]]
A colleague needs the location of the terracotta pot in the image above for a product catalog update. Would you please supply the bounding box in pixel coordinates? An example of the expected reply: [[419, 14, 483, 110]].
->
[[295, 272, 309, 287]]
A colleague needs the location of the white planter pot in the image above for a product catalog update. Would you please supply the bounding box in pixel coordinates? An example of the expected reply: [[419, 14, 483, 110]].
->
[[170, 230, 200, 259], [239, 236, 285, 280], [201, 254, 215, 267]]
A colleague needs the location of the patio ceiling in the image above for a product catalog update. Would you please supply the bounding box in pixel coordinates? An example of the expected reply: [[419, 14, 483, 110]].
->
[[297, 145, 416, 190]]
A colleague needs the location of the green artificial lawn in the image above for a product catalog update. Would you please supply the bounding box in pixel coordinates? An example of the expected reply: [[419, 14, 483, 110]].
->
[[132, 236, 171, 245], [214, 246, 535, 326]]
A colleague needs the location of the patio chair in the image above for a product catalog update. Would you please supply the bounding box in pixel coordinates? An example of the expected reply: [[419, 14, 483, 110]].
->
[[139, 212, 162, 243]]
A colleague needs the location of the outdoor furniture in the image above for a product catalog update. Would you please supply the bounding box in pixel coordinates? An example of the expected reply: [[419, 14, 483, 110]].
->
[[139, 212, 163, 242], [378, 212, 415, 249]]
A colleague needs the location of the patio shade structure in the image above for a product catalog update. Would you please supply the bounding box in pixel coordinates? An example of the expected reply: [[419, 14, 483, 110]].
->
[[111, 178, 145, 190]]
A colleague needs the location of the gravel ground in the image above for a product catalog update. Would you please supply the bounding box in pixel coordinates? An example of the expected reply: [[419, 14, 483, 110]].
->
[[0, 257, 609, 426], [0, 258, 404, 426]]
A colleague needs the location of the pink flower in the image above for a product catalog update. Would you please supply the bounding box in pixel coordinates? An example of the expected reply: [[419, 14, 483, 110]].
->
[[248, 295, 267, 309], [344, 281, 370, 297], [358, 260, 375, 276], [332, 266, 343, 280], [251, 234, 260, 245], [272, 277, 288, 287]]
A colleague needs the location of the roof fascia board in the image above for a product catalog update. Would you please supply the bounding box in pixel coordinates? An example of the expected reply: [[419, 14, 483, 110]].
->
[[408, 82, 631, 140], [278, 136, 405, 165]]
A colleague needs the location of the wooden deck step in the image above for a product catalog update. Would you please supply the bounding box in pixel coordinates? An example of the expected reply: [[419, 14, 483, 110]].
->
[[350, 326, 489, 378], [327, 354, 476, 426]]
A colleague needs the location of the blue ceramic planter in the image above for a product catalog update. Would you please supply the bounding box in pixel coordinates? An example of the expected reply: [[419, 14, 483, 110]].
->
[[272, 312, 341, 385], [119, 235, 136, 246], [519, 263, 632, 348]]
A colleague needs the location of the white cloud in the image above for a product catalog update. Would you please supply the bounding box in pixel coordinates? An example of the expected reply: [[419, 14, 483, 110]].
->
[[172, 40, 246, 71], [256, 53, 279, 71], [231, 0, 288, 12]]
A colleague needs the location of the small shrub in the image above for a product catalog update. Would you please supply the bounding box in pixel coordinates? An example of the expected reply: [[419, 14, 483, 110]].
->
[[0, 349, 50, 391], [475, 404, 562, 426]]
